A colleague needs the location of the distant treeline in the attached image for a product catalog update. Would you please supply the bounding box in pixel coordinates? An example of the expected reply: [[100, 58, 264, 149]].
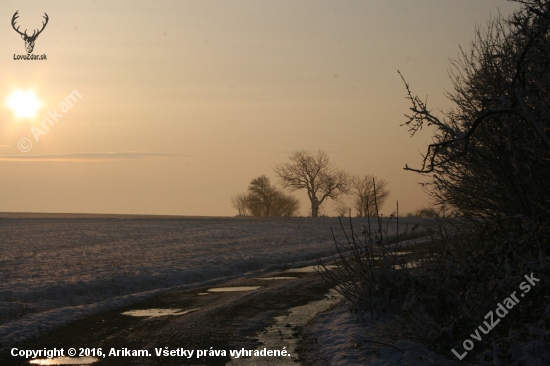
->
[[231, 150, 389, 217]]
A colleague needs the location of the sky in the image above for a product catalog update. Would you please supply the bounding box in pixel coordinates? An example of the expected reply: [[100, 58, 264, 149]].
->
[[0, 0, 521, 216]]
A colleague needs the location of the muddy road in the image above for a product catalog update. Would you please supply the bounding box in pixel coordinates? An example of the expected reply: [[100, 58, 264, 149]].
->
[[0, 268, 341, 366]]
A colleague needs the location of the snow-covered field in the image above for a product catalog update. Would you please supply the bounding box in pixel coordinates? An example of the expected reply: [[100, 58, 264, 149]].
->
[[0, 213, 426, 349]]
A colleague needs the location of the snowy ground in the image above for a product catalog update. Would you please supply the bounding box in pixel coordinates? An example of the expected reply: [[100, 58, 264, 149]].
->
[[305, 303, 457, 366], [0, 213, 427, 351]]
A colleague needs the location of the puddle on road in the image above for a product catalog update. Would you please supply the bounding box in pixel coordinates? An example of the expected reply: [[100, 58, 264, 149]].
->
[[369, 252, 415, 260], [228, 289, 342, 365], [285, 265, 338, 273], [255, 277, 297, 280], [29, 357, 98, 365], [198, 292, 210, 296], [207, 286, 262, 293], [370, 252, 413, 258], [393, 261, 421, 270], [121, 308, 199, 317]]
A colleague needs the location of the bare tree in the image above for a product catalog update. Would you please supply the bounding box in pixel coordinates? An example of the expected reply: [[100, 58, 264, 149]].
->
[[273, 150, 350, 217], [351, 175, 390, 217], [334, 199, 351, 217], [230, 193, 249, 216], [247, 175, 277, 217], [231, 175, 300, 217]]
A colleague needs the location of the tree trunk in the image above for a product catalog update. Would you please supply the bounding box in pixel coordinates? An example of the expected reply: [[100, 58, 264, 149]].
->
[[311, 201, 320, 217]]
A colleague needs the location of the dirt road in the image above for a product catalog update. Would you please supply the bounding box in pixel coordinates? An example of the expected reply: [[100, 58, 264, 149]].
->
[[0, 268, 341, 366]]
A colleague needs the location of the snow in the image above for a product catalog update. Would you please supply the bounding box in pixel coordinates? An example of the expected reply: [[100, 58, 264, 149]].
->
[[305, 303, 458, 365], [0, 213, 427, 352]]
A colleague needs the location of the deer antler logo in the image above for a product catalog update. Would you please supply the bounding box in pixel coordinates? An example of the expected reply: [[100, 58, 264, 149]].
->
[[12, 10, 49, 54]]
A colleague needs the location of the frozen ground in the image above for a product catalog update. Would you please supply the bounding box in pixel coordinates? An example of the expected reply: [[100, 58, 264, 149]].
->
[[0, 213, 427, 350], [304, 303, 457, 366]]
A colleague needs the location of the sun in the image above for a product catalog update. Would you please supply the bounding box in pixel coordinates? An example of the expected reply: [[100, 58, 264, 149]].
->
[[6, 90, 41, 119]]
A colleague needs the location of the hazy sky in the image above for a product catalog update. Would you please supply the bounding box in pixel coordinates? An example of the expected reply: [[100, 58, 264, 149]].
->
[[0, 0, 521, 216]]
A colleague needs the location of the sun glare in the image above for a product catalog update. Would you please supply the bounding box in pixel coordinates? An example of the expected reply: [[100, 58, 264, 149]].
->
[[7, 90, 41, 119]]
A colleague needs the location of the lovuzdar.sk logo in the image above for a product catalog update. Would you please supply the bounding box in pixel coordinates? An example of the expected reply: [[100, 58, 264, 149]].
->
[[12, 10, 49, 60]]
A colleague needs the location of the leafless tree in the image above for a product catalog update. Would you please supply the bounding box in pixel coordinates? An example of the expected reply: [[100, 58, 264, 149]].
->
[[351, 175, 390, 217], [273, 150, 350, 217], [231, 175, 300, 217], [334, 199, 351, 217], [230, 193, 249, 216], [247, 175, 277, 217]]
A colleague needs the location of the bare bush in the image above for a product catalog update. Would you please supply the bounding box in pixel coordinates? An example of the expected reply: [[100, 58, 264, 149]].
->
[[401, 1, 550, 228], [320, 2, 550, 363]]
